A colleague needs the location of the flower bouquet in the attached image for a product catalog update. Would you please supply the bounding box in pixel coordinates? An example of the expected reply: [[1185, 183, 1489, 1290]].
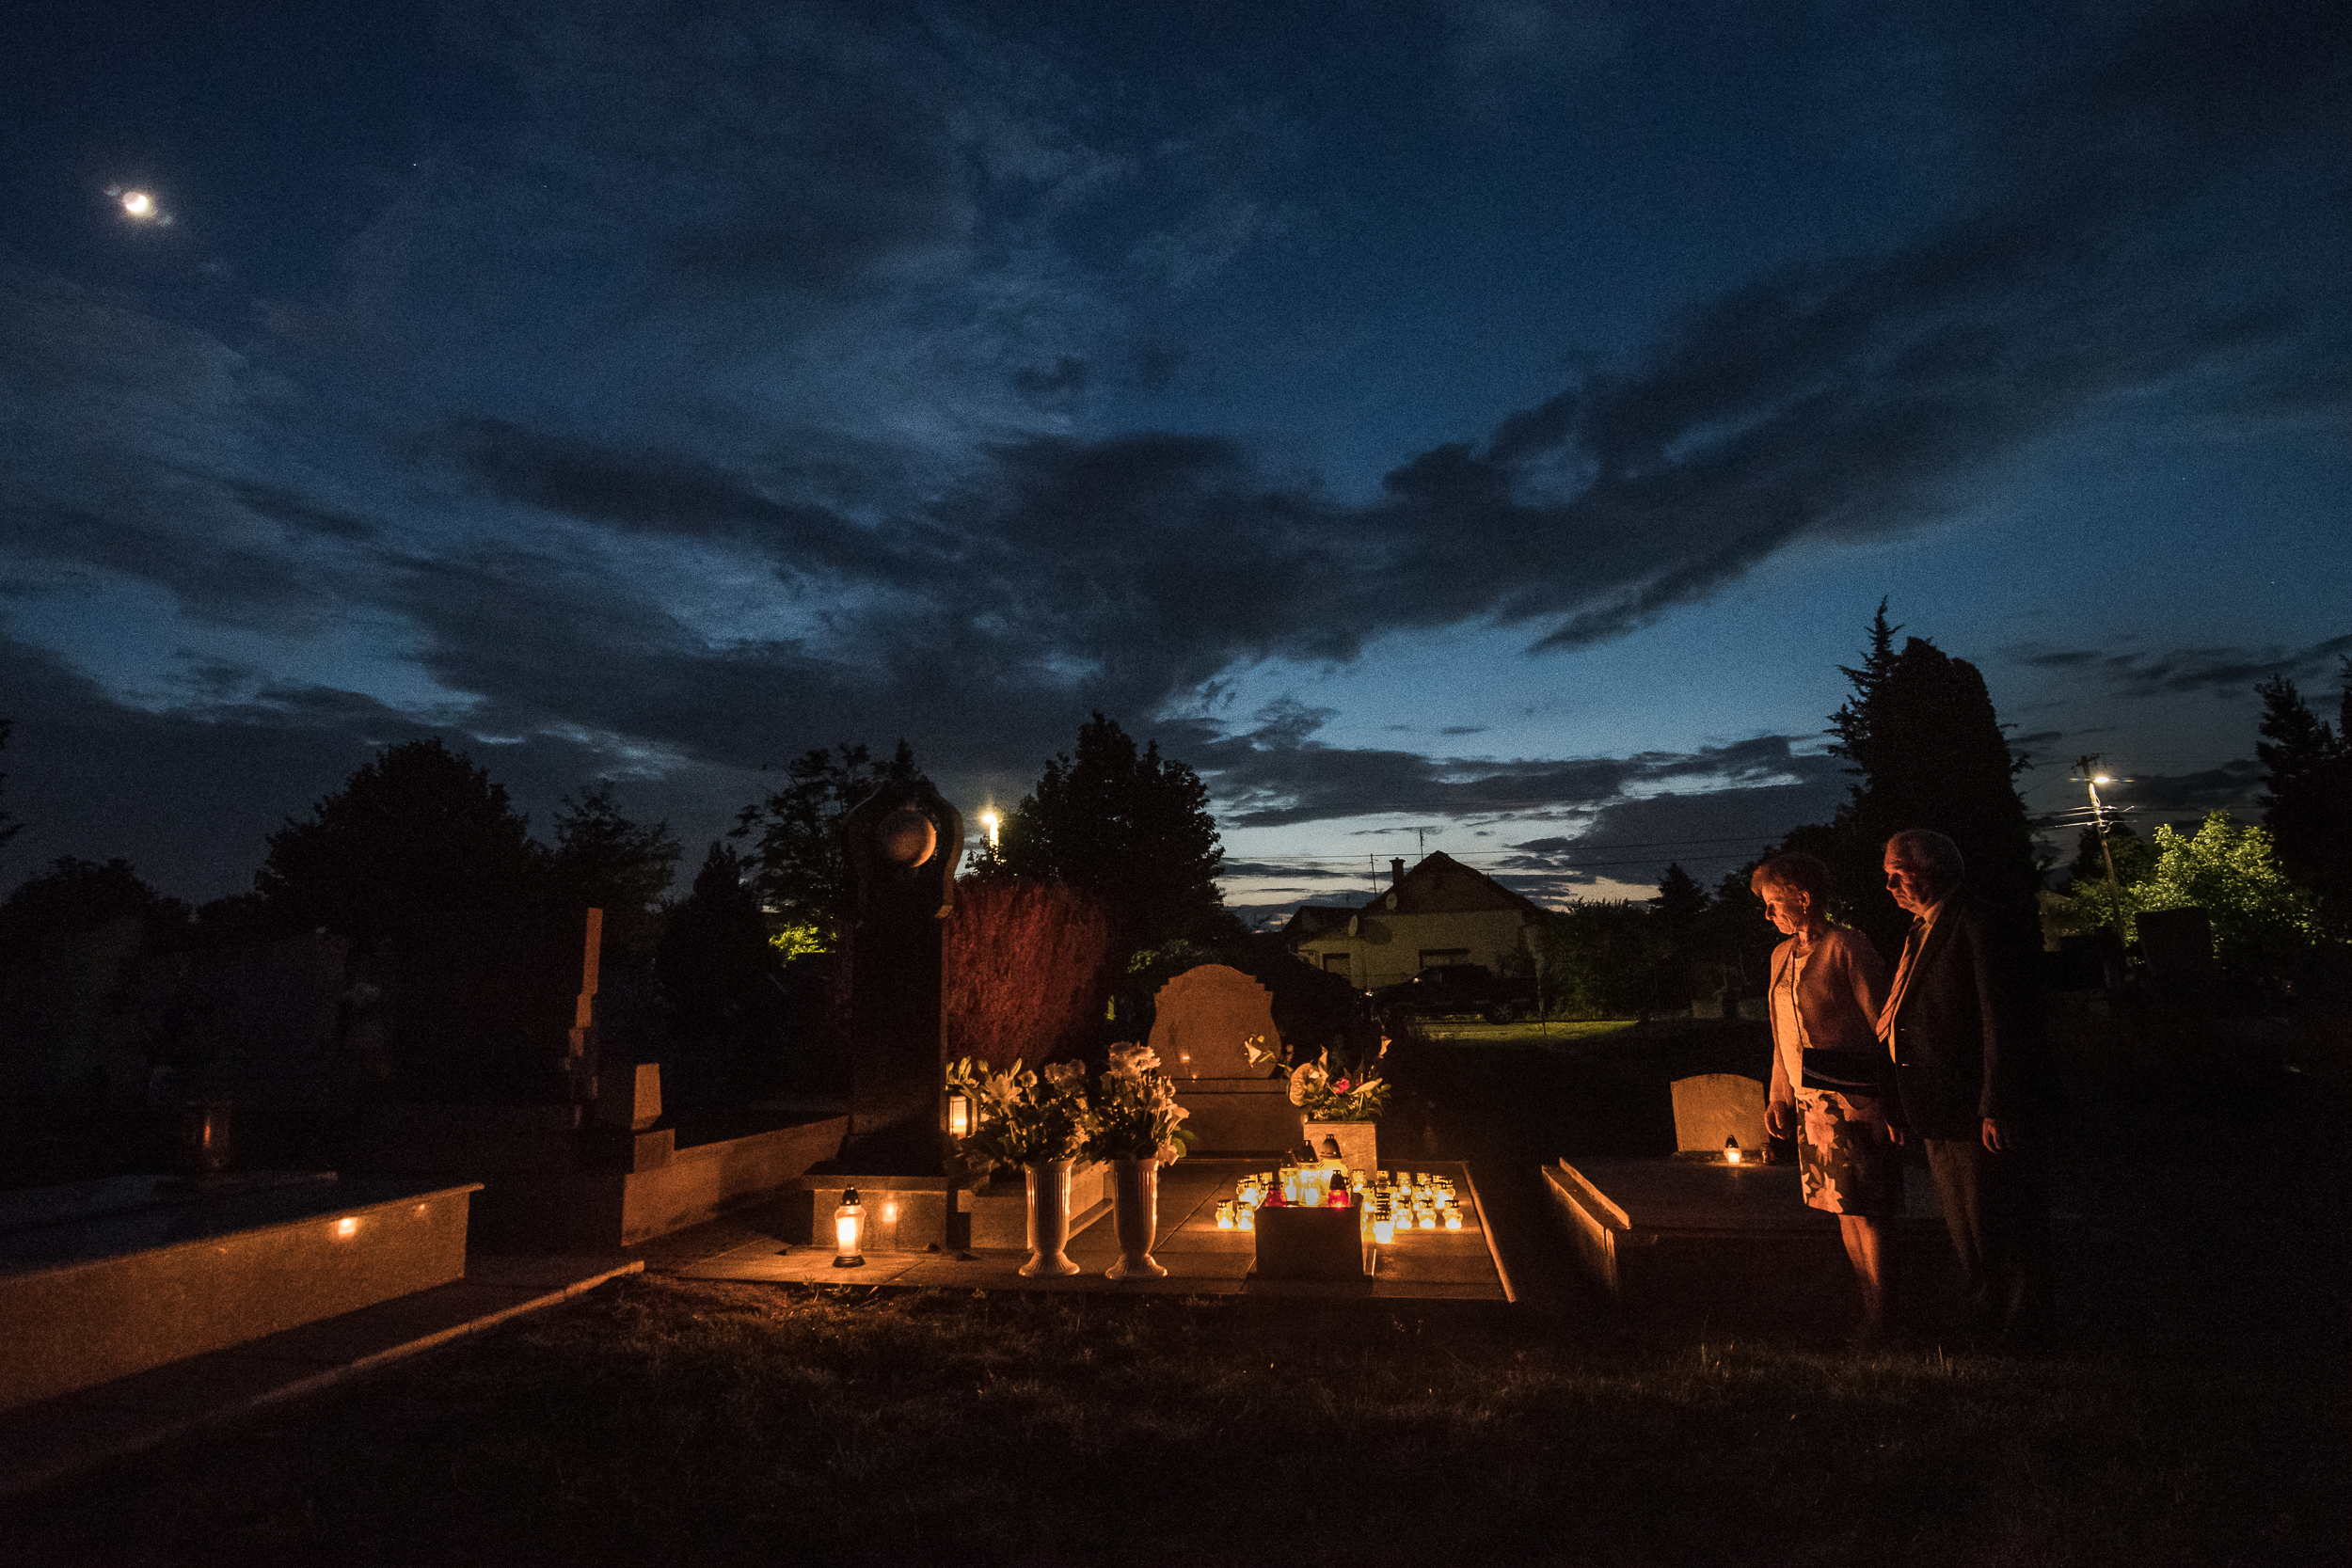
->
[[1246, 1033, 1389, 1176], [943, 1056, 1093, 1168], [1244, 1035, 1391, 1122], [1082, 1042, 1195, 1165]]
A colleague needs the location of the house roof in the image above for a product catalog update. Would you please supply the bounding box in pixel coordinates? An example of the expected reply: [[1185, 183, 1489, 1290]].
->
[[1279, 905, 1357, 943], [1357, 851, 1543, 919]]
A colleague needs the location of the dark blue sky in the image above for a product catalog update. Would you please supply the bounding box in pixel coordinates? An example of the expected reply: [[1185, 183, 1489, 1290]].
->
[[3, 0, 2346, 923]]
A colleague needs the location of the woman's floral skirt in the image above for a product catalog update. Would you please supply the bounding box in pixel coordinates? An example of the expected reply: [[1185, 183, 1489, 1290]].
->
[[1795, 1087, 1902, 1218]]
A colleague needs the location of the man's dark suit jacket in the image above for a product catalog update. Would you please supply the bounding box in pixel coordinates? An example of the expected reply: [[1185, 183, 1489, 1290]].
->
[[1883, 897, 2038, 1140]]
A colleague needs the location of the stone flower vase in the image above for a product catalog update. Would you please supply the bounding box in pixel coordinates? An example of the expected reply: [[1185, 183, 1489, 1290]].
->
[[1019, 1159, 1082, 1277], [1105, 1157, 1168, 1279]]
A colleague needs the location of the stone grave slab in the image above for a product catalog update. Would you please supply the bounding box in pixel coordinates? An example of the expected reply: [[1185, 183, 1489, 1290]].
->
[[1, 1176, 479, 1412], [1670, 1073, 1768, 1155]]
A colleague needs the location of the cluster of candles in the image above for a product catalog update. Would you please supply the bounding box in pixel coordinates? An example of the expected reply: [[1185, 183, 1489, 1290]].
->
[[1214, 1163, 1466, 1243]]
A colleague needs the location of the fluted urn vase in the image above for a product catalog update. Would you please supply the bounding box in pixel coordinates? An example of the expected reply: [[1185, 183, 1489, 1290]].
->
[[1019, 1159, 1082, 1277], [1105, 1157, 1168, 1279]]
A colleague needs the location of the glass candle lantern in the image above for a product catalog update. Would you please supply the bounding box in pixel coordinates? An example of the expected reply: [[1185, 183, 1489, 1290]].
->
[[833, 1187, 866, 1268], [1724, 1136, 1743, 1164], [1216, 1200, 1236, 1230], [946, 1092, 973, 1140], [1373, 1206, 1395, 1244], [1443, 1206, 1464, 1230], [1236, 1205, 1255, 1232]]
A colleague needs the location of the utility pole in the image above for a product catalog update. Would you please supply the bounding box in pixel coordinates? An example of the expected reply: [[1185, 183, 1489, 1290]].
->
[[2076, 754, 2131, 970]]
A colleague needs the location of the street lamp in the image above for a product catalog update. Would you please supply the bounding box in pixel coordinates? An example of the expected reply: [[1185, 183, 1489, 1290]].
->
[[2076, 755, 2132, 972]]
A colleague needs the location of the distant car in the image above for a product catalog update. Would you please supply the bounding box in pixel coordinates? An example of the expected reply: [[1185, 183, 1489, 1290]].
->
[[1368, 964, 1538, 1024]]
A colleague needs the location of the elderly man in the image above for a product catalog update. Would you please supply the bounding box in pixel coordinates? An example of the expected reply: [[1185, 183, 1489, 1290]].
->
[[1879, 829, 2051, 1345]]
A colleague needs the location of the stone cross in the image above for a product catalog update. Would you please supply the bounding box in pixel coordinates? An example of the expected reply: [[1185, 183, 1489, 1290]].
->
[[838, 778, 964, 1174]]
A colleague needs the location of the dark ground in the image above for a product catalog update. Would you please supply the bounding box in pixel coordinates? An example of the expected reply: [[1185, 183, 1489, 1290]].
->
[[4, 1017, 2347, 1566]]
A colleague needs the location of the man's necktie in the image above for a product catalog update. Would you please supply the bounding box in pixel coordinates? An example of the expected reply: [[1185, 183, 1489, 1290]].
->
[[1879, 918, 1926, 1049]]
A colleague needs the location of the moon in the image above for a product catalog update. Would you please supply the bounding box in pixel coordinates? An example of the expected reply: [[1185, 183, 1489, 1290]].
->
[[121, 190, 154, 218]]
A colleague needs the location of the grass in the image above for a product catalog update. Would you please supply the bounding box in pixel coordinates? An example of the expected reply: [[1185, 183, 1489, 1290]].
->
[[1405, 1017, 1639, 1044], [6, 1021, 2346, 1566], [6, 1278, 2342, 1566]]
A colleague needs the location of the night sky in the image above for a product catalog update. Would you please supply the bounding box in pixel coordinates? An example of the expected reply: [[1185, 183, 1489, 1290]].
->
[[3, 0, 2346, 925]]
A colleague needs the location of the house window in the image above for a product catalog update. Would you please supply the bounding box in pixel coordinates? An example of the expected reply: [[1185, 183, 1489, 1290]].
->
[[1322, 953, 1351, 976], [1419, 948, 1471, 970]]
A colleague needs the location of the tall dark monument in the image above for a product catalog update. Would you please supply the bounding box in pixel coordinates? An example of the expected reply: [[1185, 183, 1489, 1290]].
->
[[837, 778, 963, 1175]]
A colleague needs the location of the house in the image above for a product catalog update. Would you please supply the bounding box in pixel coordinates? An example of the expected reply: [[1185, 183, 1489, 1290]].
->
[[1281, 852, 1546, 990]]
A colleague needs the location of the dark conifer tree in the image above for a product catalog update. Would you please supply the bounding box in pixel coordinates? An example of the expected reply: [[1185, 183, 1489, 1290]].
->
[[1804, 606, 2042, 958], [548, 783, 682, 965], [1647, 862, 1713, 1003], [0, 718, 20, 866], [979, 713, 1227, 952], [655, 841, 783, 1045], [2256, 660, 2352, 924]]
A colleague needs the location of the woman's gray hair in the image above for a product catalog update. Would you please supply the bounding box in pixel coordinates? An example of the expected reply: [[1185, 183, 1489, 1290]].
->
[[1885, 829, 1964, 888]]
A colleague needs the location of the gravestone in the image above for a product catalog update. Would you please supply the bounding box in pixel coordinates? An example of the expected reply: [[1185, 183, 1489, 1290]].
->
[[2137, 906, 2214, 993], [1153, 965, 1295, 1152], [1147, 965, 1279, 1079], [837, 778, 963, 1174], [1671, 1073, 1767, 1155]]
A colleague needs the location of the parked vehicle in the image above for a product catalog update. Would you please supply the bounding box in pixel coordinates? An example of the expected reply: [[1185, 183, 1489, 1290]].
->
[[1367, 964, 1537, 1024]]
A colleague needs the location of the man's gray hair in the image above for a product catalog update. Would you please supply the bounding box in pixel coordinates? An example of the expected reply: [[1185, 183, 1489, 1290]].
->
[[1886, 829, 1965, 888]]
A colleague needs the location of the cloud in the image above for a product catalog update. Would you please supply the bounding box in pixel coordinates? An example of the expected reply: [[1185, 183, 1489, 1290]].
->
[[1174, 701, 1845, 837], [1439, 0, 1623, 118], [2010, 633, 2352, 699], [3, 0, 2344, 899]]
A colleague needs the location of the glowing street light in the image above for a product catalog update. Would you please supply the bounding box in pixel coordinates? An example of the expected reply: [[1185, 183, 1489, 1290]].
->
[[978, 809, 1000, 849], [2076, 755, 2132, 965]]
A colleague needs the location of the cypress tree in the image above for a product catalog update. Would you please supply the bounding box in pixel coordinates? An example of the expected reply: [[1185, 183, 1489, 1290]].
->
[[1807, 606, 2042, 959]]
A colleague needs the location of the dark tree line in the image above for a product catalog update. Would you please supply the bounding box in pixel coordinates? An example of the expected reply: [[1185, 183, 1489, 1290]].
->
[[2257, 659, 2352, 929]]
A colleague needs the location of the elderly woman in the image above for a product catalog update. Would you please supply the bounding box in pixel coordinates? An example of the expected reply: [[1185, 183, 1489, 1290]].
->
[[1754, 851, 1902, 1342]]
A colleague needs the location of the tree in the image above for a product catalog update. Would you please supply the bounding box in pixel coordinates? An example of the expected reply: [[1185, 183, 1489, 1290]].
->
[[729, 740, 921, 952], [977, 713, 1227, 952], [547, 783, 682, 965], [2064, 821, 2154, 894], [254, 738, 544, 949], [1813, 604, 2041, 958], [655, 842, 784, 1046], [2065, 811, 2324, 983], [2256, 662, 2352, 924], [0, 856, 189, 971], [0, 718, 22, 869], [1533, 901, 1675, 1018]]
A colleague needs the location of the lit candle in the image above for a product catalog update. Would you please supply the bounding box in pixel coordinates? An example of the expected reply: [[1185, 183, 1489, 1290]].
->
[[1373, 1208, 1394, 1244], [1216, 1200, 1235, 1230], [833, 1188, 866, 1268], [1724, 1136, 1743, 1165]]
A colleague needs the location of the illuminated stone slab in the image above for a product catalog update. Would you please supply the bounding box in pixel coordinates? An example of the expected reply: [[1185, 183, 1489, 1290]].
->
[[1544, 1156, 1942, 1318], [0, 1177, 477, 1413], [1169, 1077, 1300, 1153]]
